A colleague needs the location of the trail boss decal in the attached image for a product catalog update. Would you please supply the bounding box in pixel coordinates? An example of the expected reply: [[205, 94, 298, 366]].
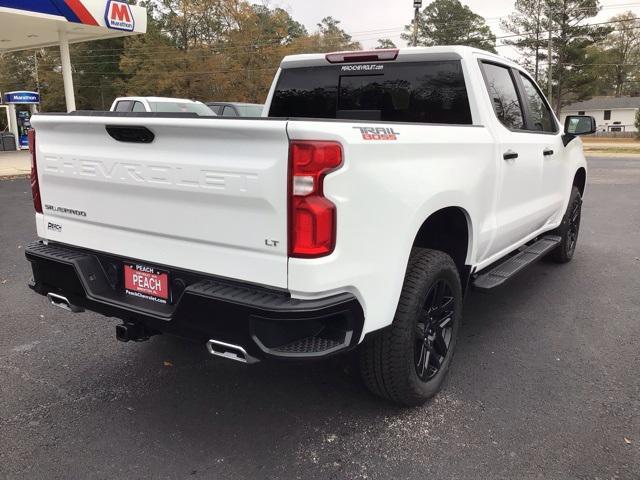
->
[[354, 126, 401, 141]]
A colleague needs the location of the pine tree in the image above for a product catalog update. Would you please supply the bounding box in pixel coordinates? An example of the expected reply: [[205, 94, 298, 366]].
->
[[500, 0, 548, 82], [548, 0, 612, 112], [401, 0, 496, 53]]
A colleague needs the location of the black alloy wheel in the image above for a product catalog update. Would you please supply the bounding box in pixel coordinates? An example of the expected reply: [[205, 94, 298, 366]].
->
[[415, 279, 456, 381], [567, 195, 582, 256], [550, 186, 583, 263], [359, 248, 462, 406]]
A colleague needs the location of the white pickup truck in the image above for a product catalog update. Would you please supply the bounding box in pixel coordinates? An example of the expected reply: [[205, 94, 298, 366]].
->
[[26, 46, 594, 406]]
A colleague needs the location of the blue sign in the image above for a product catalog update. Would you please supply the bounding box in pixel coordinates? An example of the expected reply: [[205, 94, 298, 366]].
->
[[4, 91, 40, 104]]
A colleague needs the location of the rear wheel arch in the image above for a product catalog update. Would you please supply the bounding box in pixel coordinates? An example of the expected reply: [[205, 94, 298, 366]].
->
[[411, 207, 472, 284]]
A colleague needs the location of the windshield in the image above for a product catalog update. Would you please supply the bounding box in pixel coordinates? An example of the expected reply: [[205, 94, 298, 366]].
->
[[268, 60, 471, 125], [149, 101, 214, 116], [235, 104, 264, 117]]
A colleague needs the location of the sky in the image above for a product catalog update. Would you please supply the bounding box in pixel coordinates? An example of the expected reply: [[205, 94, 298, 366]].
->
[[270, 0, 640, 58]]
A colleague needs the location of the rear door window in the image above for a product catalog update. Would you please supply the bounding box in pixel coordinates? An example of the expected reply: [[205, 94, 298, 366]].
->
[[269, 61, 472, 124]]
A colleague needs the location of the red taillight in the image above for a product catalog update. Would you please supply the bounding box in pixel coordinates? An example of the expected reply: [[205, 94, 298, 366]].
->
[[325, 49, 399, 64], [289, 141, 343, 258], [28, 129, 42, 213]]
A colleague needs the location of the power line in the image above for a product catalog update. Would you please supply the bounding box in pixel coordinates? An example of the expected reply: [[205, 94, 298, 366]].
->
[[23, 17, 640, 72]]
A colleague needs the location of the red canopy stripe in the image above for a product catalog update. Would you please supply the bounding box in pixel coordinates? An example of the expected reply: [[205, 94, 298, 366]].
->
[[63, 0, 98, 25]]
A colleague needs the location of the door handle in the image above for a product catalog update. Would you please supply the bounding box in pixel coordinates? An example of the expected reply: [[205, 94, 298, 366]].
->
[[503, 150, 518, 160], [543, 148, 554, 156]]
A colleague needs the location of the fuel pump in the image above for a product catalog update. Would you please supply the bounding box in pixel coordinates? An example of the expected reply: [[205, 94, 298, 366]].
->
[[2, 91, 40, 150]]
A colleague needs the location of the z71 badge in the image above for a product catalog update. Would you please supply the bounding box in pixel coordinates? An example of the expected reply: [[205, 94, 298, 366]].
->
[[353, 126, 400, 141]]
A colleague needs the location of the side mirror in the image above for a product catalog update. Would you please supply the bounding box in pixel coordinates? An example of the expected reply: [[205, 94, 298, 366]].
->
[[564, 115, 596, 136]]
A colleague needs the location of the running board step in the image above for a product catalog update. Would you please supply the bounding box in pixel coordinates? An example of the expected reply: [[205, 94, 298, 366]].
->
[[472, 236, 562, 291]]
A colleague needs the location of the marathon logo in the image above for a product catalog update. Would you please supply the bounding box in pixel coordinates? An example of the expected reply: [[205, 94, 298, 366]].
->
[[353, 126, 401, 141], [105, 0, 135, 32], [9, 94, 38, 102], [341, 64, 384, 72]]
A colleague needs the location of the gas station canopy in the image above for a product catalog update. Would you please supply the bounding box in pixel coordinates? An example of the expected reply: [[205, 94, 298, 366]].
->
[[0, 0, 147, 111]]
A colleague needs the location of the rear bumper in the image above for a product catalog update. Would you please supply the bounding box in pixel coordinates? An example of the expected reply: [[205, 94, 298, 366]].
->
[[25, 241, 364, 361]]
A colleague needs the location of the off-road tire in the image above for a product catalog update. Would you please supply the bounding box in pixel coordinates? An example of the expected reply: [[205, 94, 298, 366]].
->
[[359, 248, 462, 406], [550, 186, 582, 263]]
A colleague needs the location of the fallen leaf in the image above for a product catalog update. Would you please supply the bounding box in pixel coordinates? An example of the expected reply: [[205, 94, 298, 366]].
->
[[624, 437, 632, 444], [163, 361, 174, 367]]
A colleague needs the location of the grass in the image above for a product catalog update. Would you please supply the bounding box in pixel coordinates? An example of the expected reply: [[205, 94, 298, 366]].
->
[[583, 146, 640, 155]]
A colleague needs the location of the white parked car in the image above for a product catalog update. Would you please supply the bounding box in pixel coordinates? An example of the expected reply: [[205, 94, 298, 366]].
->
[[27, 46, 593, 406], [110, 96, 214, 116]]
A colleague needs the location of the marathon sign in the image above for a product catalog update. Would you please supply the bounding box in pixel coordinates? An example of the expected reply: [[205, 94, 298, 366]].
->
[[105, 0, 135, 32], [3, 91, 40, 104]]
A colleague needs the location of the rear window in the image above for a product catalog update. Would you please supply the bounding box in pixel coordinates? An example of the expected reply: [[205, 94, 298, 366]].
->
[[268, 60, 472, 124]]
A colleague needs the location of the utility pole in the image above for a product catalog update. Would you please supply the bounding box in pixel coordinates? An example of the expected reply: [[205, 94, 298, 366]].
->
[[547, 3, 553, 105], [413, 0, 422, 47], [33, 51, 39, 92]]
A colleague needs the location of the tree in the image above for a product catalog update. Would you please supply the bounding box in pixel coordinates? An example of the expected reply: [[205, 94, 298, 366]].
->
[[251, 5, 307, 44], [0, 51, 37, 93], [401, 0, 496, 53], [500, 0, 548, 82], [314, 16, 361, 52], [548, 0, 612, 112], [149, 0, 229, 50], [600, 12, 640, 96], [2, 0, 361, 110], [634, 108, 640, 138], [376, 38, 397, 49]]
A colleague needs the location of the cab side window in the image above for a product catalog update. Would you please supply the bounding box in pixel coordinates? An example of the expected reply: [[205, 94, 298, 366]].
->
[[222, 106, 237, 117], [132, 101, 146, 112], [519, 74, 557, 132], [114, 100, 133, 112], [209, 105, 223, 115], [480, 62, 525, 130]]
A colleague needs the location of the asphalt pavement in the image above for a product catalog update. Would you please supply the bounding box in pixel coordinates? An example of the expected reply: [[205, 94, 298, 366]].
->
[[1, 157, 638, 480]]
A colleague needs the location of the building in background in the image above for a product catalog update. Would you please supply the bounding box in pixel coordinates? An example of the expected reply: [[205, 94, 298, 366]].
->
[[560, 96, 640, 133]]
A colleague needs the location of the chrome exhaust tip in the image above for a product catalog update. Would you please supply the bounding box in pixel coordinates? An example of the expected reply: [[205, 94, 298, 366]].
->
[[206, 340, 258, 364], [47, 293, 84, 313]]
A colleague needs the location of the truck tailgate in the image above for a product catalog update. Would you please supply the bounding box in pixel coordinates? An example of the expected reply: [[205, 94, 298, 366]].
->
[[30, 115, 290, 289]]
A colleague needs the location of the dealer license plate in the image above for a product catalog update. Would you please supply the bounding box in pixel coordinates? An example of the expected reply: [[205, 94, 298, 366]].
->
[[124, 263, 170, 304]]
